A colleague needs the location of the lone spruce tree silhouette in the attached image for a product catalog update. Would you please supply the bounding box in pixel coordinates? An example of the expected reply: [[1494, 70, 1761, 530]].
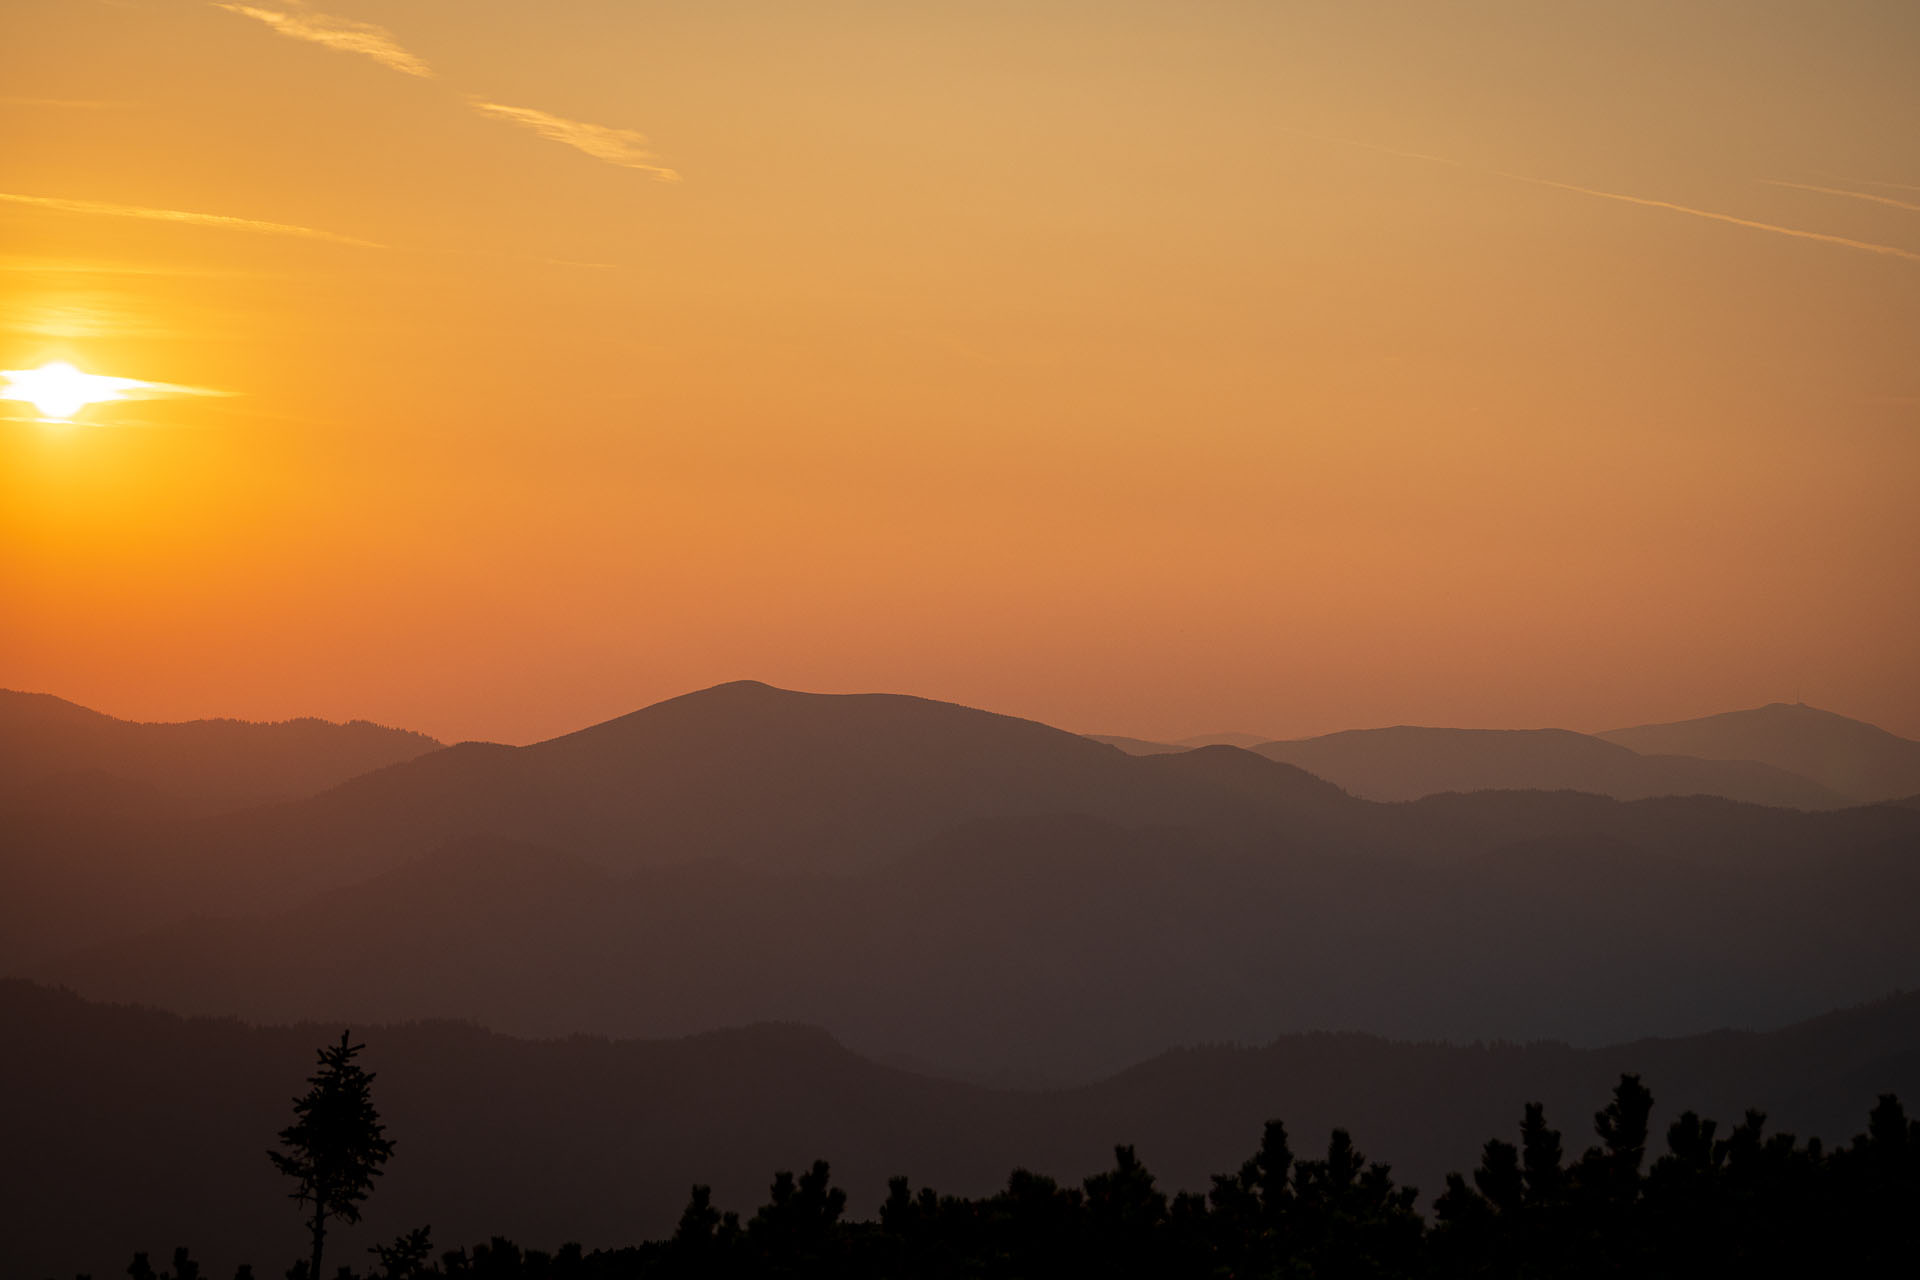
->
[[269, 1031, 395, 1280]]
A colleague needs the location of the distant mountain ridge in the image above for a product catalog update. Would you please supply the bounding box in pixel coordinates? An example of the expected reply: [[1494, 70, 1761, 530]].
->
[[0, 689, 442, 814], [1085, 733, 1187, 756], [1249, 725, 1848, 808], [185, 679, 1360, 882], [38, 783, 1920, 1080], [4, 980, 1917, 1279], [0, 681, 1360, 969], [1090, 704, 1920, 809], [1176, 731, 1270, 749], [8, 681, 1920, 1081], [1601, 702, 1920, 804]]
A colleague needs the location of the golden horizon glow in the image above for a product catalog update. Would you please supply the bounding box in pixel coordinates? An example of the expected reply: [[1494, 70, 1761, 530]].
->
[[2, 0, 1916, 745]]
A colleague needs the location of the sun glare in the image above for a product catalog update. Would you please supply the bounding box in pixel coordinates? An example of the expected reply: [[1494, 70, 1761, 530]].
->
[[0, 362, 150, 422]]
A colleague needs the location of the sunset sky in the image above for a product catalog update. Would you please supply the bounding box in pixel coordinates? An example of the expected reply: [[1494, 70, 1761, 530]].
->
[[4, 0, 1917, 745]]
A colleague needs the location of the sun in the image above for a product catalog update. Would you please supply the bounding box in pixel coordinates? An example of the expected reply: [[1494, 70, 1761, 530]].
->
[[0, 362, 146, 421]]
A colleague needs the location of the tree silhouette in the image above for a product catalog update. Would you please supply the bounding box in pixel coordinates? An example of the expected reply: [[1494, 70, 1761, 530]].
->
[[746, 1160, 846, 1275], [73, 1078, 1920, 1278], [368, 1225, 435, 1279], [268, 1031, 395, 1280], [1084, 1144, 1169, 1277]]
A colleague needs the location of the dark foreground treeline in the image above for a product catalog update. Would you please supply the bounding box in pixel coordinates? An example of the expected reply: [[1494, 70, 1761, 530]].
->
[[103, 1077, 1918, 1280]]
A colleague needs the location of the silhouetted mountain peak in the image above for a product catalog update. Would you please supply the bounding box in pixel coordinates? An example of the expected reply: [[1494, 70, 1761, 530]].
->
[[267, 680, 1375, 884], [543, 680, 1080, 751], [1175, 731, 1271, 748], [1606, 701, 1896, 739], [1601, 703, 1920, 803]]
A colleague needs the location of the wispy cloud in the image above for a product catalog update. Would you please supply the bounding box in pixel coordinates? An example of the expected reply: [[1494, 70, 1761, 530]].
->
[[213, 6, 680, 184], [213, 3, 432, 78], [111, 379, 235, 404], [1279, 129, 1920, 266], [469, 101, 681, 181], [1762, 179, 1920, 215], [1860, 179, 1920, 195], [0, 192, 382, 248]]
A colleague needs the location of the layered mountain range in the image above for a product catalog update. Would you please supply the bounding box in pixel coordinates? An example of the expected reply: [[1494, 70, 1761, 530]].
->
[[1092, 702, 1920, 808], [6, 682, 1919, 1081]]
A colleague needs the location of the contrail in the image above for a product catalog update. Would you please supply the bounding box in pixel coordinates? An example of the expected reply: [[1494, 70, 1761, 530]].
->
[[1761, 179, 1920, 215], [1276, 129, 1920, 265], [1499, 174, 1920, 263], [0, 192, 383, 248]]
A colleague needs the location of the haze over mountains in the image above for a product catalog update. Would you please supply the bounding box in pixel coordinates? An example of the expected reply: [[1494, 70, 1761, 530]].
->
[[0, 689, 440, 814], [1600, 703, 1920, 804], [1255, 727, 1845, 808], [1, 681, 1355, 967], [7, 681, 1920, 1081], [1093, 702, 1920, 808], [6, 980, 1917, 1279]]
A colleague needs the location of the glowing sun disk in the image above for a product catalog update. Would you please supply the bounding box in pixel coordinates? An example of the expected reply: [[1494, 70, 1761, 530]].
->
[[0, 362, 149, 421]]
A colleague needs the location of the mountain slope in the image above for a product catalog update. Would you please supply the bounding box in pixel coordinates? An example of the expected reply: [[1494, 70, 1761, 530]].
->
[[0, 689, 441, 813], [0, 682, 1364, 956], [10, 682, 1920, 1077], [5, 981, 1917, 1279], [1251, 725, 1845, 808], [1090, 732, 1285, 755], [38, 788, 1920, 1081], [1600, 702, 1920, 803], [1084, 733, 1186, 755]]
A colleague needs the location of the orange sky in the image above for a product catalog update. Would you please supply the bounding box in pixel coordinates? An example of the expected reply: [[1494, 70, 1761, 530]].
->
[[4, 0, 1918, 745]]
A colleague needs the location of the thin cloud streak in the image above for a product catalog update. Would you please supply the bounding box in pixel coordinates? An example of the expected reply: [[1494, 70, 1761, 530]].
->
[[212, 7, 679, 184], [1763, 179, 1920, 215], [1501, 174, 1920, 264], [1280, 129, 1920, 266], [120, 381, 236, 403], [470, 101, 681, 181], [0, 192, 383, 248], [214, 3, 433, 78]]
